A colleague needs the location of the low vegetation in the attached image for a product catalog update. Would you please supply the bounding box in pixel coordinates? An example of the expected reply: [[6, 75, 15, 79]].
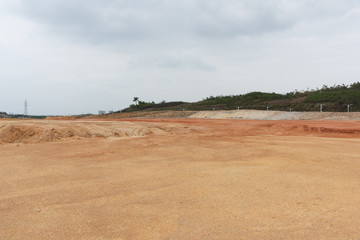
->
[[120, 82, 360, 112]]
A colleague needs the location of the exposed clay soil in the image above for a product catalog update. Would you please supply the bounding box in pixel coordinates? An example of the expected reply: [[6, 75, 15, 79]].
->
[[79, 110, 197, 120], [73, 109, 360, 121], [1, 119, 360, 239], [0, 120, 199, 144]]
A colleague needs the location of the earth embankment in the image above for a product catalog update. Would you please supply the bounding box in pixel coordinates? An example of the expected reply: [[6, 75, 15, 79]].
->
[[76, 109, 360, 121], [0, 120, 199, 144], [2, 118, 360, 144], [188, 109, 360, 120]]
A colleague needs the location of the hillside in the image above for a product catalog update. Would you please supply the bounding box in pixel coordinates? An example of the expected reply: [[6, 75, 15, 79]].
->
[[120, 82, 360, 113]]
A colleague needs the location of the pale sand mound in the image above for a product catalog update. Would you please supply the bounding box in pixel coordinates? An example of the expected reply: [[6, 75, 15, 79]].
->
[[188, 109, 360, 120], [82, 110, 197, 119], [0, 120, 196, 143], [68, 110, 360, 121]]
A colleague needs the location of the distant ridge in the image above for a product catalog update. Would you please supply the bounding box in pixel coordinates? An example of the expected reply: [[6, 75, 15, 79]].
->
[[119, 82, 360, 113]]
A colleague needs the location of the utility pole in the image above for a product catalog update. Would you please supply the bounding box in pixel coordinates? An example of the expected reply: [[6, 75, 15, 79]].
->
[[345, 104, 353, 112], [24, 100, 28, 116], [318, 104, 325, 112]]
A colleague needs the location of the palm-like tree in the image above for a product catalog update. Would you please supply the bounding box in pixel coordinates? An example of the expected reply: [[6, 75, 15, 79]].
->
[[133, 97, 139, 106]]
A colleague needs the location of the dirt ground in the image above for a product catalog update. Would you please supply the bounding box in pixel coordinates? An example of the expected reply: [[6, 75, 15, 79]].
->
[[1, 119, 360, 239], [74, 109, 360, 121]]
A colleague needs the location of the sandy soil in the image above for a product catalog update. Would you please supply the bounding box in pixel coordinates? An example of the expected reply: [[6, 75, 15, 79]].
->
[[1, 119, 360, 239], [80, 111, 197, 120], [189, 109, 360, 120], [75, 109, 360, 121]]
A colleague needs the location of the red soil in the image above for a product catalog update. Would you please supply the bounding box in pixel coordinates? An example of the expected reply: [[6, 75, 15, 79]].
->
[[1, 119, 360, 239]]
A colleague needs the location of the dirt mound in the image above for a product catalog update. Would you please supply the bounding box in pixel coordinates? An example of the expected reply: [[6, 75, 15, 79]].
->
[[250, 121, 360, 137], [188, 110, 360, 120], [292, 124, 360, 137], [75, 110, 360, 121], [45, 116, 79, 120], [81, 110, 197, 119], [0, 120, 177, 144]]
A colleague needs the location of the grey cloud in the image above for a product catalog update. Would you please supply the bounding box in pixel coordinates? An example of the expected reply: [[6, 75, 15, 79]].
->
[[128, 54, 216, 72], [156, 55, 216, 71], [191, 1, 296, 37], [17, 0, 304, 44], [19, 0, 158, 42]]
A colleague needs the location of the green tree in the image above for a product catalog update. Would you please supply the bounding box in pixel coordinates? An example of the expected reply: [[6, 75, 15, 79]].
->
[[133, 97, 139, 107]]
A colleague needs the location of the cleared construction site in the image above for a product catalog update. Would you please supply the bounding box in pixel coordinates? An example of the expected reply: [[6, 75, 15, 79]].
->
[[1, 111, 360, 239]]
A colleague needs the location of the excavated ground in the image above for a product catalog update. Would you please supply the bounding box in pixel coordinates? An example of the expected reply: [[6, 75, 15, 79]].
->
[[1, 119, 360, 239], [79, 109, 360, 121], [0, 120, 199, 144]]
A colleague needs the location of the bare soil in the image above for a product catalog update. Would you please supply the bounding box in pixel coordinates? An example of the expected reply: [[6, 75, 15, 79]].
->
[[80, 110, 197, 120], [1, 119, 360, 239]]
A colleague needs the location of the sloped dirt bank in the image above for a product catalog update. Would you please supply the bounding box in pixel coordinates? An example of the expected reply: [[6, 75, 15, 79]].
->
[[0, 120, 199, 143], [188, 109, 360, 120]]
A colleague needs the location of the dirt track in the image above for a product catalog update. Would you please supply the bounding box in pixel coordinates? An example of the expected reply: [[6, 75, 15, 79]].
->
[[1, 119, 360, 239]]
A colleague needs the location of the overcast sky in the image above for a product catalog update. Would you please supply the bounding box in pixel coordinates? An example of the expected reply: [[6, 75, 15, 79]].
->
[[1, 0, 360, 115]]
